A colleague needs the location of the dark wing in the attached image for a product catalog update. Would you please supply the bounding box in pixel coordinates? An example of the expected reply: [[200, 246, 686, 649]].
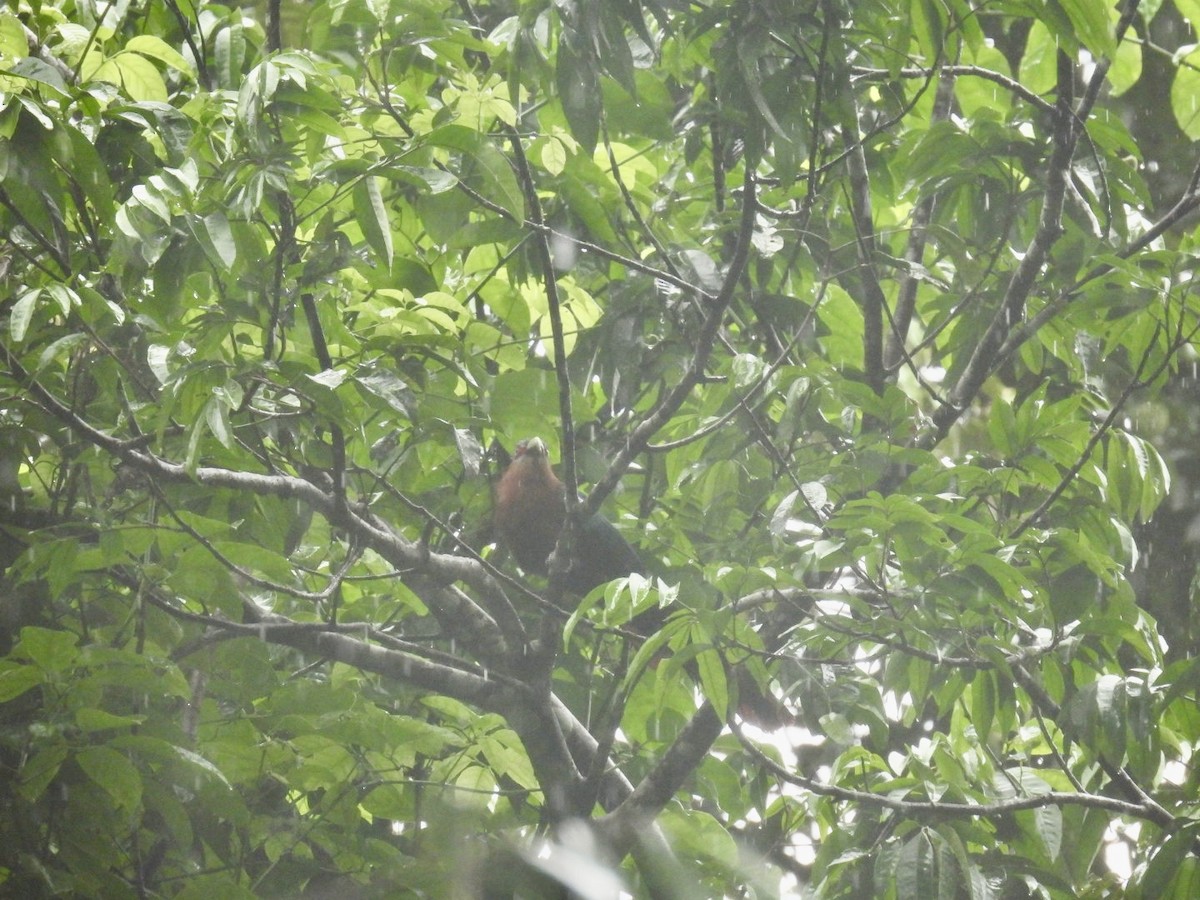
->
[[563, 512, 644, 595]]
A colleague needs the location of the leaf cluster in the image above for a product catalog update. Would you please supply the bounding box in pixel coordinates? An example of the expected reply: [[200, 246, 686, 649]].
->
[[1, 0, 1199, 897]]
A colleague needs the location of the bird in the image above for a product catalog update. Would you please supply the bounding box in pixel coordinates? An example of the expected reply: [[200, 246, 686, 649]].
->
[[493, 438, 793, 727], [493, 437, 643, 595]]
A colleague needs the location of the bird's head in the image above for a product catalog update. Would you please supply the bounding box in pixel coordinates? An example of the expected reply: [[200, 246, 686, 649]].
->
[[504, 436, 558, 489], [514, 436, 548, 461]]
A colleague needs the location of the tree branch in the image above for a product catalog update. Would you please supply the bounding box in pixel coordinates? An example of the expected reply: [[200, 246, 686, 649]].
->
[[884, 69, 957, 371], [1, 341, 519, 666], [1009, 664, 1179, 832], [729, 718, 1165, 824], [839, 106, 886, 394], [1010, 320, 1187, 538], [596, 703, 724, 858], [582, 166, 759, 520], [926, 50, 1077, 446]]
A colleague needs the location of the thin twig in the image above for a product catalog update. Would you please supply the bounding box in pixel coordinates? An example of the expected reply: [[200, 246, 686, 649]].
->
[[582, 166, 760, 521], [728, 718, 1164, 824]]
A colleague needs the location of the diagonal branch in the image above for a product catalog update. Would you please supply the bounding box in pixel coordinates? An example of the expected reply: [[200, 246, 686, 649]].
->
[[1, 341, 515, 667], [149, 589, 501, 703], [1009, 664, 1182, 835], [147, 571, 595, 821], [884, 69, 957, 371], [925, 50, 1078, 446], [595, 702, 724, 858], [1010, 316, 1198, 538], [839, 105, 886, 394], [994, 158, 1200, 369], [507, 130, 578, 504], [581, 166, 759, 521], [300, 291, 347, 510], [728, 717, 1167, 824]]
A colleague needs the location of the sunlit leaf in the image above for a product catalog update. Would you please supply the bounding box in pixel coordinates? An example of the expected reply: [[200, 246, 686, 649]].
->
[[354, 174, 393, 269]]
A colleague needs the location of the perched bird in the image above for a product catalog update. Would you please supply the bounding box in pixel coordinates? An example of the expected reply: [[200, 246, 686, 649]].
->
[[493, 437, 643, 595], [494, 438, 793, 727]]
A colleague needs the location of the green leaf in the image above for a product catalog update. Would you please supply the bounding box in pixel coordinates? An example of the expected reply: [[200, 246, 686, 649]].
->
[[1108, 35, 1142, 97], [816, 284, 865, 369], [67, 124, 115, 220], [4, 57, 70, 95], [894, 827, 960, 900], [480, 728, 537, 790], [214, 22, 246, 90], [77, 746, 143, 811], [361, 782, 409, 818], [970, 670, 996, 744], [204, 396, 233, 448], [355, 370, 416, 418], [540, 136, 567, 176], [183, 410, 207, 475], [1056, 0, 1115, 57], [199, 211, 237, 269], [16, 626, 78, 672], [236, 59, 280, 133], [1021, 793, 1064, 863], [466, 139, 525, 222], [126, 34, 194, 76], [211, 541, 297, 585], [93, 52, 169, 102], [1142, 827, 1200, 897], [623, 617, 685, 696], [453, 765, 498, 810], [1170, 49, 1200, 139], [76, 708, 145, 732], [1066, 675, 1128, 762], [694, 646, 729, 721], [44, 283, 78, 317], [392, 165, 457, 194], [354, 174, 393, 269], [909, 0, 945, 61], [0, 661, 42, 702], [820, 712, 859, 745], [307, 367, 347, 389], [0, 11, 25, 56], [555, 38, 600, 154], [735, 31, 786, 139], [171, 748, 234, 787], [1020, 21, 1063, 95], [19, 738, 67, 802], [660, 807, 740, 871], [9, 288, 40, 342]]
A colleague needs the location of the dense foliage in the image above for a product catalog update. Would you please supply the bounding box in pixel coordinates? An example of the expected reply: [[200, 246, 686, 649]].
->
[[2, 0, 1200, 895]]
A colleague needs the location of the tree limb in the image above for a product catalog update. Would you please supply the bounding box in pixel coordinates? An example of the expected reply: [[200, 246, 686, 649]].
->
[[596, 703, 724, 858], [582, 166, 759, 520], [926, 50, 1077, 446]]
